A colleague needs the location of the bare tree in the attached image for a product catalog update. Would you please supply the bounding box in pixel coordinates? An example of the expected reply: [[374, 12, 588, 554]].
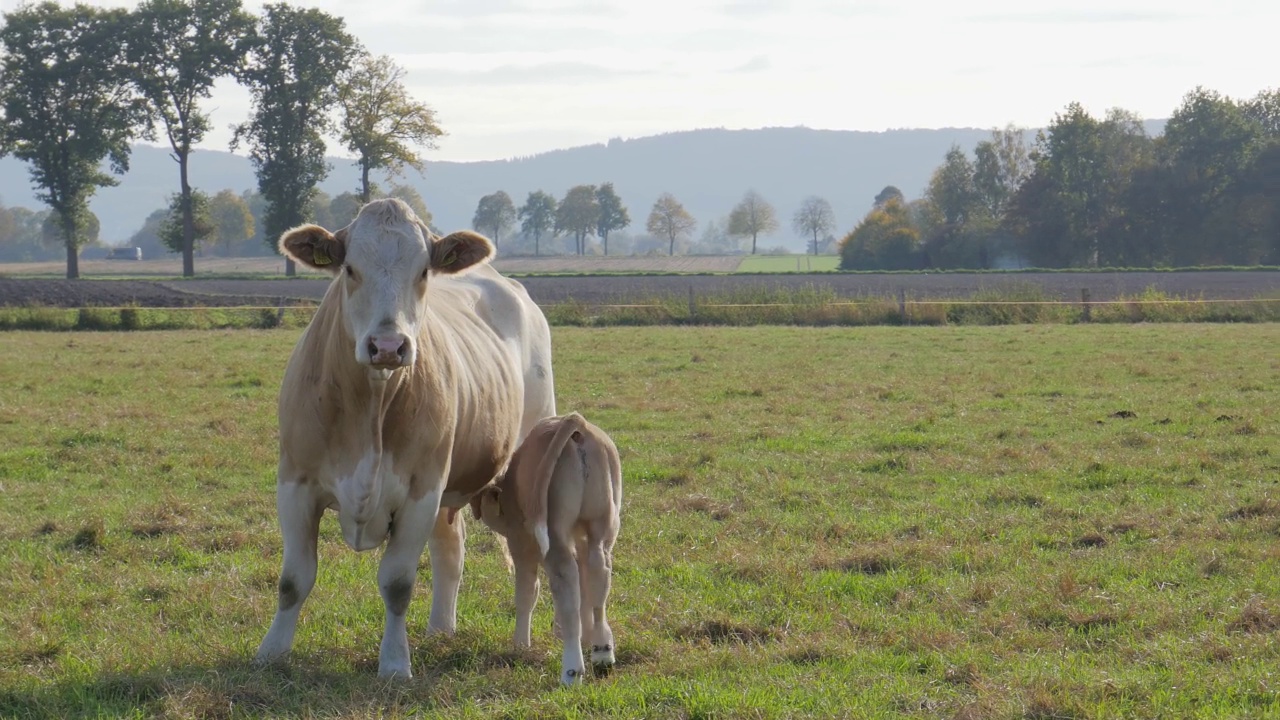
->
[[792, 196, 836, 255]]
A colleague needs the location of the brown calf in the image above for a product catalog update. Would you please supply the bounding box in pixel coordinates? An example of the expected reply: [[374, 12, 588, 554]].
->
[[471, 412, 622, 685]]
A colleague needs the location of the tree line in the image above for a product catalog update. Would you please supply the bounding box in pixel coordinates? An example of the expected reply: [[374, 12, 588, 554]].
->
[[471, 185, 839, 257], [0, 0, 441, 278], [841, 87, 1280, 270]]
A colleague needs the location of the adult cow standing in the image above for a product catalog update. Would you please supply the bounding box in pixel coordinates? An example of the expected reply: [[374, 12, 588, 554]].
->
[[254, 198, 556, 678]]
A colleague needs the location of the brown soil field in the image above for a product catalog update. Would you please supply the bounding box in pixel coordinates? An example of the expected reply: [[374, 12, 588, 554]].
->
[[2, 271, 1279, 309], [0, 254, 739, 277]]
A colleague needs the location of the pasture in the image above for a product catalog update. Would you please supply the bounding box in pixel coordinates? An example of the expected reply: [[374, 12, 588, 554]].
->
[[736, 255, 841, 273], [1, 325, 1278, 718]]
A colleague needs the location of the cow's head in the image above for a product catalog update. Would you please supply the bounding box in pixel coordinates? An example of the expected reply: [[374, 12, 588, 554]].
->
[[280, 199, 495, 378]]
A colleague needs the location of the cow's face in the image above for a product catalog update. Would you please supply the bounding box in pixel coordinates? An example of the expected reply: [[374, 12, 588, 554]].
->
[[280, 199, 495, 378]]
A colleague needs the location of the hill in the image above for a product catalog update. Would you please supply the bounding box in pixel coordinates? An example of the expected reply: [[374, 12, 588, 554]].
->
[[0, 123, 1164, 252]]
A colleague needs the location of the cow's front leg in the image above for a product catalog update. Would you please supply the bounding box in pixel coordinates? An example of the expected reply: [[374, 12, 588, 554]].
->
[[376, 490, 441, 679], [427, 505, 465, 633], [256, 478, 322, 665]]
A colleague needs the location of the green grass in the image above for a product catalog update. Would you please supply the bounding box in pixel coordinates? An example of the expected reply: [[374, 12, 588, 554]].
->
[[2, 325, 1279, 718], [735, 255, 841, 273]]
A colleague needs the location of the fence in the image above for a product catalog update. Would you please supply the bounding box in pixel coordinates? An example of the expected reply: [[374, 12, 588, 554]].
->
[[3, 289, 1279, 331]]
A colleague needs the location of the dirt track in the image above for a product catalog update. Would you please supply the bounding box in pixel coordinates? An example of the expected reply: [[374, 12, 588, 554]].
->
[[2, 271, 1280, 308]]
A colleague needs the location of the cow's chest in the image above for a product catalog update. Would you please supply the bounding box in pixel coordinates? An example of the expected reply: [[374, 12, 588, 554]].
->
[[316, 448, 412, 514]]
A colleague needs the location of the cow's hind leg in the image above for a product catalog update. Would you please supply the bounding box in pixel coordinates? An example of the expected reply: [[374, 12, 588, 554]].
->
[[376, 491, 441, 679], [427, 505, 465, 634], [545, 539, 585, 685], [255, 479, 322, 665], [585, 522, 618, 670]]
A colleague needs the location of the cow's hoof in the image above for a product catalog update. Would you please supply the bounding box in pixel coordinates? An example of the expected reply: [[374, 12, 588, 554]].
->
[[590, 644, 615, 669], [378, 664, 413, 680], [252, 649, 289, 669], [561, 666, 584, 685]]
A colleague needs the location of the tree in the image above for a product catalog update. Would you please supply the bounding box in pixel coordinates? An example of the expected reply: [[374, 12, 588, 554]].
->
[[232, 3, 357, 276], [873, 186, 904, 209], [0, 206, 59, 262], [646, 193, 697, 256], [208, 189, 255, 256], [839, 198, 919, 270], [328, 191, 363, 228], [159, 190, 216, 254], [43, 211, 100, 252], [473, 191, 516, 245], [519, 191, 557, 256], [384, 184, 433, 227], [1004, 104, 1154, 268], [1161, 88, 1264, 265], [595, 183, 630, 255], [336, 53, 445, 203], [727, 190, 779, 254], [972, 125, 1032, 219], [0, 3, 147, 279], [556, 185, 599, 255], [129, 0, 254, 277], [921, 146, 993, 268], [792, 196, 836, 255]]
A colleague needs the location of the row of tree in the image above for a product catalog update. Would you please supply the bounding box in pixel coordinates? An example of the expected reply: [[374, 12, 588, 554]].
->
[[472, 186, 839, 256], [841, 87, 1280, 270], [0, 0, 442, 278]]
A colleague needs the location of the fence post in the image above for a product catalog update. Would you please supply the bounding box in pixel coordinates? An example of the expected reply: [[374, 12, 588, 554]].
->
[[1080, 288, 1091, 322], [688, 285, 697, 321], [898, 288, 907, 323], [276, 297, 287, 326]]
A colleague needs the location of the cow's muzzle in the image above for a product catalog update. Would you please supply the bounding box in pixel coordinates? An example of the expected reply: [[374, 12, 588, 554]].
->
[[365, 332, 412, 368]]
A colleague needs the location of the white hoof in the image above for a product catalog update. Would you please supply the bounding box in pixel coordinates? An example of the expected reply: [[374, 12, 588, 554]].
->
[[378, 662, 413, 680], [561, 666, 585, 685], [590, 644, 616, 668]]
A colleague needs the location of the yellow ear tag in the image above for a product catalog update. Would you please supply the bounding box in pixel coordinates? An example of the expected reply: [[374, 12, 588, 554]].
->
[[313, 246, 332, 266], [439, 250, 457, 267]]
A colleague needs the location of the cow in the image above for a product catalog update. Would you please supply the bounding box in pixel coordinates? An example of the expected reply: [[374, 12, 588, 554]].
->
[[469, 412, 622, 685], [253, 198, 556, 679]]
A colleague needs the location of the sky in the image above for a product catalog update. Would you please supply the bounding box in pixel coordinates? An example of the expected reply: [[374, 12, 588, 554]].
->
[[7, 0, 1280, 162]]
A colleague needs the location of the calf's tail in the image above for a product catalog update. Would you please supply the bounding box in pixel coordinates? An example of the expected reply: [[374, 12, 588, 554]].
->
[[522, 412, 587, 557]]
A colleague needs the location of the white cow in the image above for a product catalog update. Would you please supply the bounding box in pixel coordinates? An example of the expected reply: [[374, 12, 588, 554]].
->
[[254, 198, 556, 678], [470, 412, 622, 684]]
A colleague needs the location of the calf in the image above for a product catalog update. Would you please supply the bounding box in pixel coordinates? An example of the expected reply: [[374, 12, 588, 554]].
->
[[470, 412, 622, 685]]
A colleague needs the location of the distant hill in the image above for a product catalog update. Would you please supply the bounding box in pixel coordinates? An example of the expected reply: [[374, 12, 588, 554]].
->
[[0, 122, 1166, 252]]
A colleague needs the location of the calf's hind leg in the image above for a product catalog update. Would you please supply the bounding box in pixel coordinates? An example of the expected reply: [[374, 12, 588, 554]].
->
[[544, 540, 586, 685], [584, 529, 617, 669]]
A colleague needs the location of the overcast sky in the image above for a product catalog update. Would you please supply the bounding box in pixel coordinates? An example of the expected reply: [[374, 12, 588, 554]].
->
[[10, 0, 1279, 162]]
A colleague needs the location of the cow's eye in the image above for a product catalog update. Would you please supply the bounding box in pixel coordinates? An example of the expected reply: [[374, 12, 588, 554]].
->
[[344, 265, 355, 279], [420, 267, 430, 281]]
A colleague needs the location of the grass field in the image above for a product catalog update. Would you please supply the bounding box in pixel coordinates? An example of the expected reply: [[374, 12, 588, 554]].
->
[[736, 255, 841, 273], [2, 325, 1279, 718]]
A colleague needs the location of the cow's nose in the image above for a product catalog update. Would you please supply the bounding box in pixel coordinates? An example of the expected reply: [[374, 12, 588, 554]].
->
[[366, 334, 410, 367]]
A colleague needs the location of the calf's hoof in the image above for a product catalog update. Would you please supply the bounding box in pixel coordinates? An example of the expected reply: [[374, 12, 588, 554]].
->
[[561, 666, 584, 685], [591, 644, 616, 669]]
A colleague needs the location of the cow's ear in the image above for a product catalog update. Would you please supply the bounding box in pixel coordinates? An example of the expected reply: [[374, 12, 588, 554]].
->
[[280, 224, 348, 273], [431, 230, 494, 275]]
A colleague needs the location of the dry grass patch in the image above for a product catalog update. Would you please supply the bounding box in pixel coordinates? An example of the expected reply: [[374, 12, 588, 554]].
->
[[676, 620, 780, 646]]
